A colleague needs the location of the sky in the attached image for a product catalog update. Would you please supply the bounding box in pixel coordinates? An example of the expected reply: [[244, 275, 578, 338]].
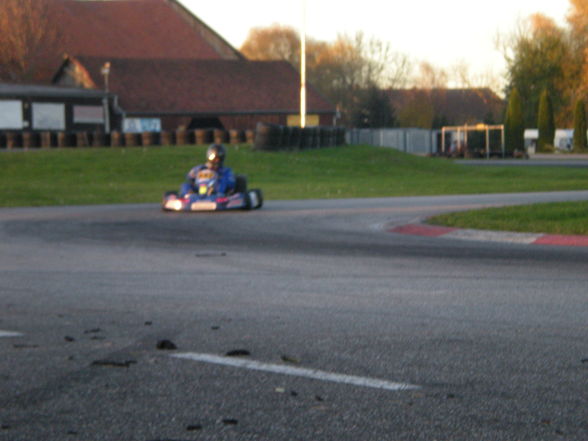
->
[[182, 0, 571, 82]]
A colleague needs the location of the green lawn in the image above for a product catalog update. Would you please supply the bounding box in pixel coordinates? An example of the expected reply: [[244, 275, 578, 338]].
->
[[1, 144, 587, 235]]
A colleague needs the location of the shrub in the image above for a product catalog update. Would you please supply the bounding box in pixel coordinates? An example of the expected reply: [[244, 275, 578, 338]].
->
[[573, 99, 587, 153], [537, 88, 555, 152], [504, 88, 524, 152]]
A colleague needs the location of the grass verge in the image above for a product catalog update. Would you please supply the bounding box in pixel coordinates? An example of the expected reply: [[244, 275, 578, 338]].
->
[[1, 143, 588, 236], [428, 201, 588, 236]]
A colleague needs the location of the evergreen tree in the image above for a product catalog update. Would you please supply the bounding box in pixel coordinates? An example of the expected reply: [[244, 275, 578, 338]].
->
[[504, 88, 524, 152], [537, 88, 555, 152], [351, 86, 395, 128], [573, 99, 587, 152]]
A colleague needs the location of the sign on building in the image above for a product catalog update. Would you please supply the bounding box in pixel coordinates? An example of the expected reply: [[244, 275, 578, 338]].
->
[[287, 114, 319, 127], [123, 118, 161, 133]]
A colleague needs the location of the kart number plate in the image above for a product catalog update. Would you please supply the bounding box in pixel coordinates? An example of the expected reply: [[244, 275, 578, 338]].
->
[[190, 201, 217, 211]]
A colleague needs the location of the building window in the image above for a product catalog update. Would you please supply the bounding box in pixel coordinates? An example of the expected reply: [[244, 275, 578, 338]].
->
[[73, 105, 105, 124]]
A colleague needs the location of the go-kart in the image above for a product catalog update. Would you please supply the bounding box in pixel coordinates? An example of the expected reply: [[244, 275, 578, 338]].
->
[[162, 171, 263, 212]]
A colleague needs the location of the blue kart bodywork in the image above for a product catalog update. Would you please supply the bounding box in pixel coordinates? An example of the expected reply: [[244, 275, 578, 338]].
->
[[162, 190, 262, 212], [162, 171, 263, 212]]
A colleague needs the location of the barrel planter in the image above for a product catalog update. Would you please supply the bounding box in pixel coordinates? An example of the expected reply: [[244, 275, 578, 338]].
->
[[175, 129, 187, 145], [319, 127, 330, 148], [124, 132, 138, 147], [160, 130, 173, 146], [299, 127, 308, 150], [245, 129, 255, 144], [302, 128, 314, 149], [312, 127, 321, 148], [92, 131, 106, 147], [76, 132, 90, 147], [280, 126, 292, 149], [141, 131, 154, 147], [229, 129, 243, 145], [330, 127, 338, 146], [336, 127, 346, 146], [40, 132, 53, 148], [5, 132, 18, 149], [110, 131, 123, 147], [195, 129, 210, 145], [57, 132, 71, 148], [253, 122, 275, 151], [290, 126, 301, 149], [22, 132, 38, 149], [213, 129, 227, 144], [322, 128, 330, 147]]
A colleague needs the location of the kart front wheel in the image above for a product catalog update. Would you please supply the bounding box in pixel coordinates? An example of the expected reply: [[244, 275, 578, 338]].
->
[[248, 189, 263, 209], [162, 191, 179, 211]]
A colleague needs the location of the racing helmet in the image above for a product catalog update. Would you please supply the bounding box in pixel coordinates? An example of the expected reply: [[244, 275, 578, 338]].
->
[[206, 144, 226, 170]]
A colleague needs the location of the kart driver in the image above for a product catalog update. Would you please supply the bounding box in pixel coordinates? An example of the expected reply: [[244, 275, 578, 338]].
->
[[180, 143, 236, 197]]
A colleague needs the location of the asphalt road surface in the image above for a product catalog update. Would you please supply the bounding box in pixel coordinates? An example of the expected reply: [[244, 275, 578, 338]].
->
[[1, 192, 588, 441]]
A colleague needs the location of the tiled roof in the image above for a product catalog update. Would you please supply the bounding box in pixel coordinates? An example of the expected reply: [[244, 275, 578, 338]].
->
[[51, 0, 241, 60], [60, 56, 335, 114], [33, 0, 243, 82]]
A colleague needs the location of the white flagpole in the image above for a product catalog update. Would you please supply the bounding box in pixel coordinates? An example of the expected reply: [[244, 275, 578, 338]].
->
[[300, 0, 307, 128]]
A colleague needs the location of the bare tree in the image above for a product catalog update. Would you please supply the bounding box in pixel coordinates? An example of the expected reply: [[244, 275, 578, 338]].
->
[[384, 52, 413, 89], [308, 32, 411, 90], [411, 61, 449, 89], [240, 26, 412, 124], [448, 60, 503, 95], [240, 24, 301, 66], [0, 0, 60, 82], [305, 32, 412, 125]]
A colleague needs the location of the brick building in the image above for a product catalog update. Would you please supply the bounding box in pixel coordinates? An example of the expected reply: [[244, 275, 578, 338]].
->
[[3, 0, 335, 133]]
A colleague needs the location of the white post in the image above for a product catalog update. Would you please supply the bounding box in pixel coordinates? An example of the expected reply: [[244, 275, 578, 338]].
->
[[101, 62, 111, 133], [103, 97, 110, 133], [501, 125, 505, 157], [441, 127, 446, 154], [486, 126, 490, 159]]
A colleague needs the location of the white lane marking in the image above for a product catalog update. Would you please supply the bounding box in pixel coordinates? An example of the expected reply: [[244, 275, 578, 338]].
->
[[0, 330, 23, 338], [171, 352, 420, 392]]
